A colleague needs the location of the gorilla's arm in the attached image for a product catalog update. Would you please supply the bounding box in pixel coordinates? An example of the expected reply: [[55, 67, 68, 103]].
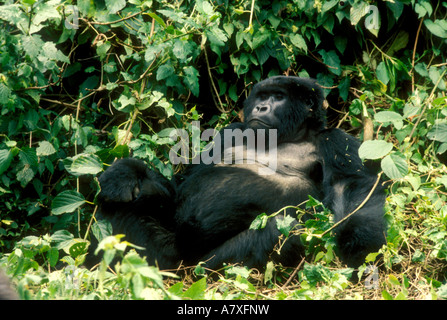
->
[[318, 128, 387, 267]]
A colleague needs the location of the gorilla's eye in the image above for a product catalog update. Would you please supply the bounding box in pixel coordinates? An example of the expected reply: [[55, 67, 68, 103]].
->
[[259, 93, 269, 101], [274, 93, 284, 101]]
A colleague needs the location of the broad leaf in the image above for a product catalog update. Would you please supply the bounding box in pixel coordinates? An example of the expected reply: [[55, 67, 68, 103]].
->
[[427, 122, 447, 143], [64, 153, 103, 176], [52, 190, 85, 215], [359, 140, 393, 160], [375, 111, 404, 130], [276, 215, 296, 237], [381, 152, 408, 180], [36, 141, 57, 156], [250, 213, 268, 230]]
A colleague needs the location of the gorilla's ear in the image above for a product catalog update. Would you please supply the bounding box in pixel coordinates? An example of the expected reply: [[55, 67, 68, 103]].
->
[[290, 77, 324, 111]]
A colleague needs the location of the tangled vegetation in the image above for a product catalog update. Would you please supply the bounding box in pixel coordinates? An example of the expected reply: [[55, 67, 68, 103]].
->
[[0, 0, 446, 300]]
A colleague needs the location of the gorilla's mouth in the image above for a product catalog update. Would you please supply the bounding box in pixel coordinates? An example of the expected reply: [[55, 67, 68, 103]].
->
[[247, 118, 272, 128]]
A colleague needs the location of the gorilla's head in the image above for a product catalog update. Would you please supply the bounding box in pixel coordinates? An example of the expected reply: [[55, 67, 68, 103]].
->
[[243, 76, 326, 142]]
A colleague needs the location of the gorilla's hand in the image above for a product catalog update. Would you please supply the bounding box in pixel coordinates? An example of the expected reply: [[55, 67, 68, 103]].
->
[[97, 158, 175, 207], [97, 158, 152, 203]]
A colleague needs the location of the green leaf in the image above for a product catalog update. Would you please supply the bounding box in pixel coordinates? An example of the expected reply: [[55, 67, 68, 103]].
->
[[225, 265, 251, 279], [0, 83, 12, 104], [350, 1, 369, 25], [424, 19, 447, 38], [338, 77, 350, 102], [51, 230, 75, 250], [158, 99, 174, 117], [77, 0, 91, 16], [303, 263, 332, 286], [207, 26, 228, 48], [253, 29, 270, 50], [115, 94, 136, 111], [334, 35, 347, 54], [36, 141, 57, 157], [437, 143, 447, 155], [365, 252, 380, 263], [0, 148, 16, 175], [318, 50, 341, 75], [42, 42, 70, 63], [64, 153, 103, 176], [131, 273, 144, 298], [0, 4, 28, 32], [359, 140, 393, 160], [250, 213, 269, 230], [387, 1, 404, 20], [47, 247, 59, 268], [33, 3, 60, 26], [428, 66, 447, 90], [376, 62, 390, 85], [17, 165, 35, 187], [183, 66, 200, 97], [157, 9, 186, 24], [290, 34, 308, 53], [199, 0, 216, 18], [387, 31, 409, 57], [156, 63, 175, 81], [96, 41, 112, 60], [168, 282, 184, 295], [375, 111, 403, 130], [183, 277, 206, 300], [69, 242, 88, 259], [22, 35, 44, 59], [264, 261, 275, 284], [52, 190, 86, 215], [415, 1, 433, 18], [147, 12, 166, 28], [92, 220, 113, 243], [105, 0, 126, 14], [388, 274, 401, 286], [382, 290, 394, 300], [381, 152, 408, 180], [276, 215, 296, 237], [427, 122, 447, 143], [138, 265, 164, 286], [173, 40, 195, 63]]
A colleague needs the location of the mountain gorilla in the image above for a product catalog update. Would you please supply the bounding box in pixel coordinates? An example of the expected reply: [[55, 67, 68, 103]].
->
[[93, 76, 386, 270]]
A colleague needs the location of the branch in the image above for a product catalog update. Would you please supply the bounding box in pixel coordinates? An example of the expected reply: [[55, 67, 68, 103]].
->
[[80, 10, 145, 26], [281, 257, 306, 289], [411, 18, 424, 93], [119, 51, 160, 85]]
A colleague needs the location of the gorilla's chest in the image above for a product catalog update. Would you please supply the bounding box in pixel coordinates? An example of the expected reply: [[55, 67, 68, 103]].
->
[[220, 141, 320, 177], [212, 141, 322, 204]]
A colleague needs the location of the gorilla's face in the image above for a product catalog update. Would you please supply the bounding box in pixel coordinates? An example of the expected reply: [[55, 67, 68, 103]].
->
[[244, 76, 326, 142], [243, 76, 326, 142], [244, 87, 288, 131]]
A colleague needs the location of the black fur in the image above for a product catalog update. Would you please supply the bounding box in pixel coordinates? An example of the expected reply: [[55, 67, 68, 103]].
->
[[89, 76, 386, 270]]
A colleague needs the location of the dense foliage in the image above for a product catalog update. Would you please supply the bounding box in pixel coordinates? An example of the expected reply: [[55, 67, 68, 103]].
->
[[0, 0, 446, 300]]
